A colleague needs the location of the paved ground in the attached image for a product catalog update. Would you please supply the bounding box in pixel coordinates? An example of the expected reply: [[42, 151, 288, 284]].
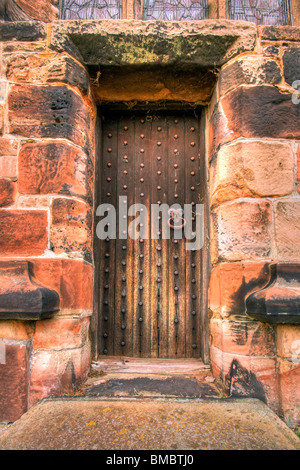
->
[[0, 398, 299, 450]]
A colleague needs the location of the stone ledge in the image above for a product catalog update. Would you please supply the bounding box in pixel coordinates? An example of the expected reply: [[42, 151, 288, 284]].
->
[[246, 263, 300, 324], [0, 260, 59, 320]]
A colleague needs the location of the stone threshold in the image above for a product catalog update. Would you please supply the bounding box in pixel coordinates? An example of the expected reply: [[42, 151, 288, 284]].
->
[[77, 357, 221, 400], [91, 356, 210, 375]]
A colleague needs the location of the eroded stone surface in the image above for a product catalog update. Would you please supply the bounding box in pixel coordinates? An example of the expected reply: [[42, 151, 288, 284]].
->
[[283, 48, 300, 87], [0, 341, 31, 423], [0, 398, 299, 450], [210, 140, 294, 206], [0, 179, 16, 207], [51, 198, 92, 261], [219, 56, 281, 96], [209, 86, 300, 158], [14, 0, 58, 22], [8, 85, 92, 149], [50, 20, 257, 68], [0, 210, 48, 256], [19, 141, 93, 204], [211, 200, 272, 263], [275, 200, 300, 261], [6, 53, 90, 96]]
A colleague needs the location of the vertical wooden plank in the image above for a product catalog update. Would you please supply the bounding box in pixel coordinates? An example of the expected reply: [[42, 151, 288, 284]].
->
[[185, 115, 201, 358], [167, 115, 186, 358], [150, 115, 169, 358], [99, 116, 117, 356], [132, 115, 152, 357], [114, 115, 135, 356]]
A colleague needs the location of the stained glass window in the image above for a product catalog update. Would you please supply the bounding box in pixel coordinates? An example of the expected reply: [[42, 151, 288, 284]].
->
[[228, 0, 292, 25], [143, 0, 208, 21], [59, 0, 122, 20]]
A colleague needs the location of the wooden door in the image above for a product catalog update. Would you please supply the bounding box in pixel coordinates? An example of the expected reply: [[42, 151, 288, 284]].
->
[[98, 110, 202, 358]]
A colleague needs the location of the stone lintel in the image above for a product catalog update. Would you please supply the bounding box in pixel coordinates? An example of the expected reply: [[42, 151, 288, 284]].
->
[[50, 19, 257, 69]]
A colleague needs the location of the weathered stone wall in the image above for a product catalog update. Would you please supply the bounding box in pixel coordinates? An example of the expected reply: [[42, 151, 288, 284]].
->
[[0, 0, 58, 22], [0, 20, 299, 429], [208, 25, 300, 427], [0, 22, 95, 422]]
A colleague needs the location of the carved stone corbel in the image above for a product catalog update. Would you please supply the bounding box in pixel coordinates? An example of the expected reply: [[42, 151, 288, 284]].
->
[[246, 263, 300, 324], [0, 260, 60, 320]]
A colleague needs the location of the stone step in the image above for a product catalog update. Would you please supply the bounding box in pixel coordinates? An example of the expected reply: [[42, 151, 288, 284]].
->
[[0, 398, 299, 450]]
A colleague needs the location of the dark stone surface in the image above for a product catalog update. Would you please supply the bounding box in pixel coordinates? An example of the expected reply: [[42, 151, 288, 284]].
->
[[283, 48, 300, 87], [8, 84, 92, 149], [219, 58, 281, 97], [222, 85, 300, 140], [0, 260, 60, 320], [259, 25, 300, 42], [0, 21, 46, 41], [246, 263, 300, 324], [84, 376, 221, 398], [225, 359, 266, 402], [46, 56, 90, 96]]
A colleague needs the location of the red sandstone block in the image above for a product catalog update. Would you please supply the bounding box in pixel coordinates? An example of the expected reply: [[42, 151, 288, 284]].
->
[[297, 147, 300, 182], [0, 179, 16, 207], [274, 200, 300, 261], [0, 210, 48, 256], [51, 198, 92, 262], [7, 54, 90, 97], [277, 358, 300, 428], [0, 341, 31, 422], [0, 156, 17, 179], [210, 140, 294, 206], [211, 199, 272, 264], [276, 325, 300, 359], [0, 320, 35, 341], [19, 141, 93, 204], [14, 0, 59, 22], [29, 343, 91, 406], [222, 86, 300, 140], [30, 258, 93, 311], [219, 56, 281, 97], [0, 138, 18, 156], [8, 85, 92, 149], [33, 317, 90, 350], [210, 317, 275, 357], [0, 104, 4, 135], [209, 86, 300, 159], [209, 262, 270, 317], [210, 345, 280, 412]]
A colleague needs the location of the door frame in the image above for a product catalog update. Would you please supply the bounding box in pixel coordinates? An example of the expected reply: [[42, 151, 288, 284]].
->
[[92, 104, 210, 364]]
